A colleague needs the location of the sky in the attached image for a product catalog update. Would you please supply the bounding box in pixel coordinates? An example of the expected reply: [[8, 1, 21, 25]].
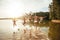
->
[[0, 0, 52, 18]]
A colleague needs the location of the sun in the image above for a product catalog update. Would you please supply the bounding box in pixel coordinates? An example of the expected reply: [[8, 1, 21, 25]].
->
[[7, 1, 25, 18]]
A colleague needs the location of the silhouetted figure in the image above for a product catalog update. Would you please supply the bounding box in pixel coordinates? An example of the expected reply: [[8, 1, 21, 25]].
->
[[23, 17, 26, 25]]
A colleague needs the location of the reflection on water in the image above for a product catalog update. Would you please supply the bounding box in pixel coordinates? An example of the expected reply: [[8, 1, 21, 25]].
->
[[0, 20, 49, 40]]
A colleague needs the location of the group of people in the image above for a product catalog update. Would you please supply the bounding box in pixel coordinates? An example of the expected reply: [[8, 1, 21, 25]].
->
[[23, 15, 44, 25]]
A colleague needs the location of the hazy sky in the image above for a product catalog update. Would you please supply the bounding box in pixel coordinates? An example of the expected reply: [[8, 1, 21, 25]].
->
[[0, 0, 52, 17]]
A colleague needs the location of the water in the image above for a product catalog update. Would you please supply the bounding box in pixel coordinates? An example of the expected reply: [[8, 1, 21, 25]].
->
[[0, 20, 49, 40]]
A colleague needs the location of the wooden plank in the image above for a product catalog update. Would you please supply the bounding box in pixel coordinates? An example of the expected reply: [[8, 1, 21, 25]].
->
[[51, 20, 60, 23]]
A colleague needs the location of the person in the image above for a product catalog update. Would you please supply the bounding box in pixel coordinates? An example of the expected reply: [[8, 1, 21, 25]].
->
[[23, 17, 26, 25], [34, 16, 38, 24]]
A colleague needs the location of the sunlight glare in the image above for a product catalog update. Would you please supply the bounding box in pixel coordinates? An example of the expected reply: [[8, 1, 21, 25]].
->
[[13, 25, 19, 32], [25, 25, 31, 30], [7, 1, 25, 18]]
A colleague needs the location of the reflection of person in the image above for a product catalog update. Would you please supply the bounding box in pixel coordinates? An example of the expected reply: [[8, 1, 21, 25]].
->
[[24, 29, 26, 34]]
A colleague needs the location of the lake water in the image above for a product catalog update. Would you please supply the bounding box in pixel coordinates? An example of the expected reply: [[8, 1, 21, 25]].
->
[[0, 20, 49, 40]]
